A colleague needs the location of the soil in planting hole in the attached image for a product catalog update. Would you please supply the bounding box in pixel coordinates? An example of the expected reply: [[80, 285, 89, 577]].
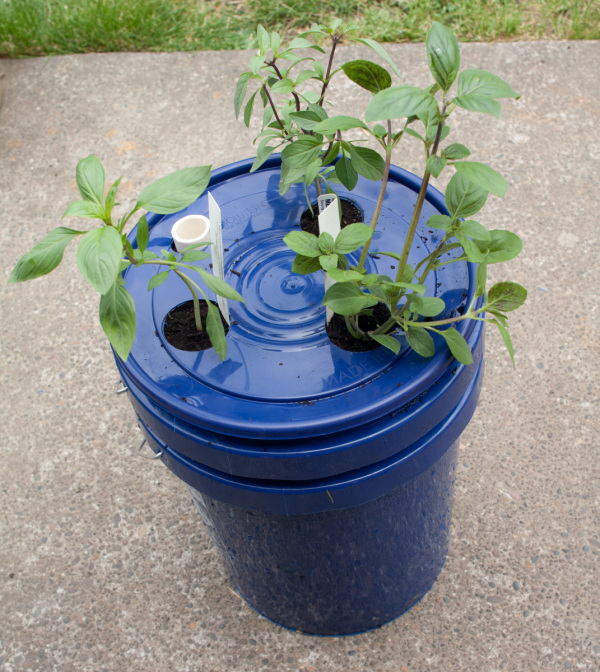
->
[[300, 199, 363, 235], [327, 303, 392, 352], [163, 300, 229, 351]]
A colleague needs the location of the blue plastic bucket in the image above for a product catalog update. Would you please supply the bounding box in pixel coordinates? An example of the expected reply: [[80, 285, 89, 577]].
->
[[116, 157, 484, 635]]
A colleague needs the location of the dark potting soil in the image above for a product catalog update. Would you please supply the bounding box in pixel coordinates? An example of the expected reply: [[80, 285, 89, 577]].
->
[[327, 303, 392, 352], [163, 300, 229, 351], [300, 199, 363, 235]]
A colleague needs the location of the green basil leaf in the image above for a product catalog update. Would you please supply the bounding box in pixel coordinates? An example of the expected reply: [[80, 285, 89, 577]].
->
[[270, 77, 295, 94], [62, 200, 107, 220], [136, 215, 149, 254], [243, 89, 258, 127], [281, 136, 323, 168], [445, 172, 489, 218], [317, 254, 337, 273], [365, 86, 437, 123], [361, 273, 385, 287], [195, 268, 244, 302], [456, 233, 485, 263], [334, 155, 358, 191], [180, 250, 211, 263], [454, 94, 501, 119], [486, 281, 527, 312], [476, 262, 487, 297], [9, 227, 85, 283], [76, 226, 123, 294], [457, 69, 520, 100], [493, 319, 515, 367], [270, 30, 281, 54], [405, 327, 435, 358], [476, 229, 523, 263], [288, 36, 321, 50], [234, 72, 250, 119], [256, 24, 270, 53], [443, 143, 471, 160], [376, 250, 403, 262], [426, 214, 453, 231], [322, 282, 378, 315], [370, 333, 401, 355], [292, 254, 321, 275], [307, 103, 328, 120], [327, 267, 365, 282], [206, 300, 227, 362], [105, 176, 122, 214], [426, 21, 460, 92], [347, 145, 385, 181], [427, 155, 447, 178], [408, 295, 445, 317], [440, 326, 473, 365], [457, 219, 489, 240], [341, 59, 392, 94], [318, 232, 335, 254], [283, 230, 321, 257], [135, 166, 211, 214], [148, 271, 170, 290], [313, 115, 368, 134], [454, 161, 507, 197], [322, 141, 341, 166], [75, 154, 105, 205], [487, 308, 508, 325], [333, 223, 371, 254], [99, 281, 136, 361], [251, 140, 278, 173], [289, 110, 325, 131]]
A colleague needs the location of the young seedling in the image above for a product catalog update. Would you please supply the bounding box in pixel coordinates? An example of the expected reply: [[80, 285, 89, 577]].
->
[[9, 155, 243, 362]]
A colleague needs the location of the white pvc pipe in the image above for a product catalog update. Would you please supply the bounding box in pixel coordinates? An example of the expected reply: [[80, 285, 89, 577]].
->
[[171, 214, 211, 253]]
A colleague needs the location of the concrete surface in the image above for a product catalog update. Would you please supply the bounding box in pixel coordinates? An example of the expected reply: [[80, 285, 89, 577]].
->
[[1, 40, 599, 672]]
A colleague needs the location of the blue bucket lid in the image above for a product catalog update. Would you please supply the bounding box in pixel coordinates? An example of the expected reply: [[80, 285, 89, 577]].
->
[[121, 156, 476, 440]]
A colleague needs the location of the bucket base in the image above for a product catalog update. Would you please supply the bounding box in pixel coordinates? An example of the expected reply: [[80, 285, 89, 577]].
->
[[186, 440, 459, 636], [228, 557, 447, 637]]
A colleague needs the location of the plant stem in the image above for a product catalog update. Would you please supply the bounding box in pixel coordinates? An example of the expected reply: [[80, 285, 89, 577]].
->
[[357, 121, 393, 272], [371, 314, 397, 335], [174, 269, 203, 332], [315, 177, 323, 197], [124, 248, 137, 265], [410, 310, 486, 330], [344, 315, 365, 339], [318, 36, 339, 106], [393, 106, 447, 288], [263, 84, 286, 134], [394, 171, 431, 285], [415, 232, 452, 282]]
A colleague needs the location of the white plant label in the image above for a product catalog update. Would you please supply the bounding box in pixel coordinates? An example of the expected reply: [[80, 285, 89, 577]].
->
[[208, 192, 230, 325], [317, 196, 341, 324], [317, 193, 337, 214]]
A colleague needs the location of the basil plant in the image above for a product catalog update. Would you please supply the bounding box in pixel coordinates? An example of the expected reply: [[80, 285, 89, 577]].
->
[[238, 21, 527, 365], [9, 156, 243, 362]]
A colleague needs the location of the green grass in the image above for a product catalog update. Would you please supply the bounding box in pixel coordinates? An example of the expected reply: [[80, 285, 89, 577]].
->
[[1, 0, 598, 57]]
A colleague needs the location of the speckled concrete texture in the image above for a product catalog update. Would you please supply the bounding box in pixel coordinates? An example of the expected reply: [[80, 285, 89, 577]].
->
[[1, 41, 599, 671]]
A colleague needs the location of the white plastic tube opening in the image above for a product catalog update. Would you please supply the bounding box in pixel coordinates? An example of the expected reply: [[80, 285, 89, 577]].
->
[[171, 215, 211, 253]]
